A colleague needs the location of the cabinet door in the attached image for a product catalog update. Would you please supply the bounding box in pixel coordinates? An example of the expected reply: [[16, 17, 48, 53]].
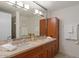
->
[[47, 18, 57, 38], [24, 53, 42, 58], [40, 19, 47, 36], [48, 46, 54, 58], [47, 42, 54, 58], [41, 49, 48, 58], [25, 47, 42, 58], [14, 52, 42, 58]]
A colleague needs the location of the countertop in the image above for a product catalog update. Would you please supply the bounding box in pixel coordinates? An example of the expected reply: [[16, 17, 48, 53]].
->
[[0, 36, 56, 58]]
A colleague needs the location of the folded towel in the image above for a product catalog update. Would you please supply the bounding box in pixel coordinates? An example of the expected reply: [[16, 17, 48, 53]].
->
[[47, 36, 52, 39]]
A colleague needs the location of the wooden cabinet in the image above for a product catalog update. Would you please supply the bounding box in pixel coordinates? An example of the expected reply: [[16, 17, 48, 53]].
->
[[40, 17, 59, 38], [47, 18, 56, 38], [40, 19, 47, 36], [47, 18, 59, 54], [12, 40, 56, 58], [40, 17, 59, 56]]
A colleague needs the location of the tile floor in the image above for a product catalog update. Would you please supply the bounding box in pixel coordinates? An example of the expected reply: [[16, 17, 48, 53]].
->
[[55, 53, 74, 58]]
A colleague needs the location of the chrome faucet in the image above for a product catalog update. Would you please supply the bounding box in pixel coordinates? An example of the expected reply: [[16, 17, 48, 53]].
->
[[7, 35, 11, 40], [7, 35, 12, 43]]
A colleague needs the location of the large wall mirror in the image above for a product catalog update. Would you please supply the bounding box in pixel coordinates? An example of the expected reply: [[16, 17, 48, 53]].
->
[[0, 1, 47, 40]]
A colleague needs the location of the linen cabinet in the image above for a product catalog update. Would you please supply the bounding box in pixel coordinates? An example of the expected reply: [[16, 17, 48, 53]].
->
[[40, 19, 47, 36], [40, 17, 59, 56]]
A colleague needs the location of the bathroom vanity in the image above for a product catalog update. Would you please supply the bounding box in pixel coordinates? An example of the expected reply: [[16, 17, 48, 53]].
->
[[0, 37, 56, 58], [13, 38, 56, 58]]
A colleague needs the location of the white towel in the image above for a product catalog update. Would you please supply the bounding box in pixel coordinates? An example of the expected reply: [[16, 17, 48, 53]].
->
[[47, 36, 52, 39]]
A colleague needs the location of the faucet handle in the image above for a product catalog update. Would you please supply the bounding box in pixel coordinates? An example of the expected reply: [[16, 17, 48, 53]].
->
[[7, 35, 13, 43], [7, 35, 11, 39]]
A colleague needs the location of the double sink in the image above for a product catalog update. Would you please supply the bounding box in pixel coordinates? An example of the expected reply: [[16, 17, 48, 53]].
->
[[0, 36, 48, 51]]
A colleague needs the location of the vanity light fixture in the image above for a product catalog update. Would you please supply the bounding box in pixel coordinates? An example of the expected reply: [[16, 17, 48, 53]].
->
[[8, 1, 16, 4], [6, 1, 30, 10], [24, 4, 29, 9], [39, 11, 43, 15], [34, 9, 43, 15], [6, 1, 43, 15], [17, 2, 23, 8], [6, 2, 14, 5], [6, 1, 15, 5], [34, 9, 39, 14]]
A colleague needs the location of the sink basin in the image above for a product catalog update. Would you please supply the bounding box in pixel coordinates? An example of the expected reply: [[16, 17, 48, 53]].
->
[[11, 39, 31, 47], [1, 43, 17, 51]]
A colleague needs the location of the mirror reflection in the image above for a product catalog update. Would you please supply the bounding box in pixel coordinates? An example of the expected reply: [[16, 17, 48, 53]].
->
[[0, 1, 46, 40]]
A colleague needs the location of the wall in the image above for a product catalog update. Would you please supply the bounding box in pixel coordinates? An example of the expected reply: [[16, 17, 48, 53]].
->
[[0, 11, 11, 40], [50, 5, 79, 57]]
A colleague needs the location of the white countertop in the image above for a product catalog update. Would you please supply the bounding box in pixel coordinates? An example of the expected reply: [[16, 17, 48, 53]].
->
[[0, 37, 56, 58]]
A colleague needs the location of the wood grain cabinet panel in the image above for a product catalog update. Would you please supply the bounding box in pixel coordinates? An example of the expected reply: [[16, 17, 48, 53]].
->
[[47, 18, 57, 38], [12, 41, 56, 58], [39, 17, 59, 58], [40, 19, 47, 36], [40, 17, 59, 56]]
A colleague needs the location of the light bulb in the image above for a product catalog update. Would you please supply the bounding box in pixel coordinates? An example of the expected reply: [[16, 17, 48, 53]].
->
[[9, 1, 15, 4], [6, 1, 15, 5], [6, 2, 14, 5], [25, 4, 29, 9], [39, 11, 43, 15], [34, 9, 39, 14]]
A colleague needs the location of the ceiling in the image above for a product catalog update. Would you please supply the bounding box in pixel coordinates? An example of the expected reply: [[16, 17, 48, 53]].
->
[[37, 1, 79, 11], [0, 1, 46, 17], [0, 1, 79, 16]]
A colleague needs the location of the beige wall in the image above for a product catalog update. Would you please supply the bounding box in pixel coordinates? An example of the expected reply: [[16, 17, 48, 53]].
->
[[50, 4, 79, 57]]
